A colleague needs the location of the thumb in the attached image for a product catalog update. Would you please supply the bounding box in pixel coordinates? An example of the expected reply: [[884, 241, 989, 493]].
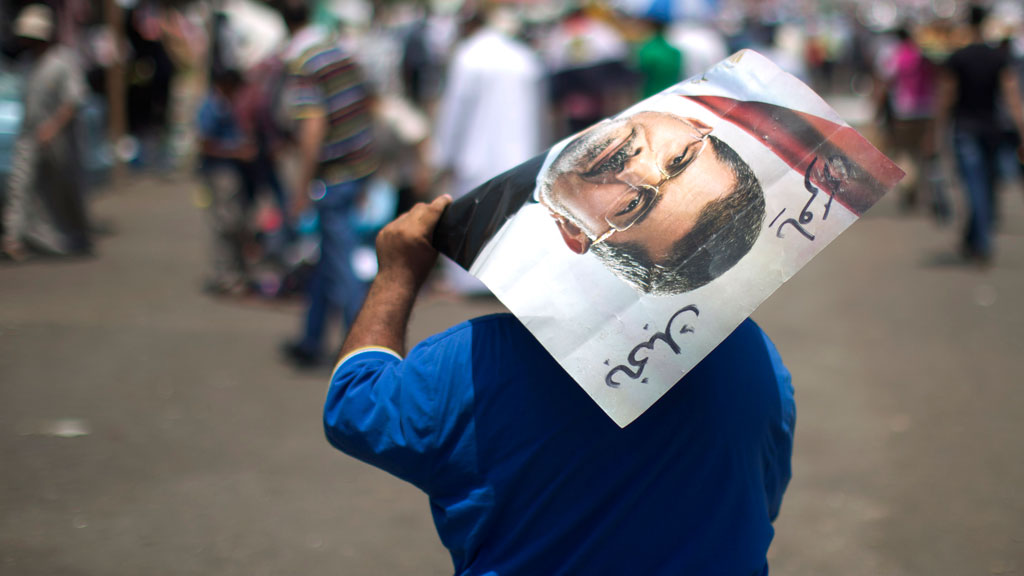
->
[[428, 194, 453, 213], [418, 194, 453, 225]]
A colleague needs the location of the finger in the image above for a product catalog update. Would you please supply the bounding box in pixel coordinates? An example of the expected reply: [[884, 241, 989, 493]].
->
[[406, 202, 429, 223], [416, 195, 452, 223], [415, 196, 451, 226], [427, 194, 453, 213]]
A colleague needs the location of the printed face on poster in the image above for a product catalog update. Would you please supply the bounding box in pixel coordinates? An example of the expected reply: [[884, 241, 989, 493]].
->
[[433, 50, 905, 427]]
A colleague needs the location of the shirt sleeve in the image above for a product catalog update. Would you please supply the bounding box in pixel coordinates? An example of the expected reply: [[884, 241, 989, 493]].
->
[[58, 50, 88, 109], [323, 327, 475, 491], [285, 57, 327, 120]]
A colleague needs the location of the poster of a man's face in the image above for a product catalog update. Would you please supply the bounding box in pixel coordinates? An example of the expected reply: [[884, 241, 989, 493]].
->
[[538, 111, 765, 295], [432, 50, 904, 427]]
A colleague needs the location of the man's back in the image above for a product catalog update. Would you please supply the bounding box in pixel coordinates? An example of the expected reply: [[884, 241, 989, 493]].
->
[[326, 314, 794, 575], [283, 27, 377, 185], [947, 42, 1009, 131], [22, 45, 86, 131], [433, 28, 544, 193]]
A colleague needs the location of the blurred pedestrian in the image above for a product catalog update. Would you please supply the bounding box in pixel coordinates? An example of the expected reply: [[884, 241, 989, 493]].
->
[[196, 69, 256, 295], [323, 195, 795, 574], [937, 6, 1024, 264], [544, 8, 635, 135], [400, 5, 443, 109], [357, 4, 430, 224], [275, 0, 378, 367], [995, 37, 1023, 192], [879, 26, 939, 214], [236, 55, 292, 230], [125, 0, 177, 169], [3, 3, 91, 261], [636, 19, 683, 98], [433, 8, 544, 294]]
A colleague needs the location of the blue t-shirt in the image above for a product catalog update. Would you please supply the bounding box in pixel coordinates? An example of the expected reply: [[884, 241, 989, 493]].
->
[[325, 314, 794, 575]]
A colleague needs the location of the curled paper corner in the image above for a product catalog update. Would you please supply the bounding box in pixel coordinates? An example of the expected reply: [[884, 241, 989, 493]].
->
[[727, 50, 748, 65]]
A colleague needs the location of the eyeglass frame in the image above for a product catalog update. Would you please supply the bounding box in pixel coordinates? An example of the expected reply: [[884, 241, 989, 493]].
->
[[591, 133, 710, 247]]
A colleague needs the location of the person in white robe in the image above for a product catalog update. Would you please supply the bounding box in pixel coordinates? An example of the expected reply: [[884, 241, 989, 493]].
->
[[432, 9, 544, 294]]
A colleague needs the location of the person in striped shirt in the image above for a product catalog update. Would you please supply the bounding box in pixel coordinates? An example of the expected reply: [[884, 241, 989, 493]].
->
[[276, 0, 379, 367]]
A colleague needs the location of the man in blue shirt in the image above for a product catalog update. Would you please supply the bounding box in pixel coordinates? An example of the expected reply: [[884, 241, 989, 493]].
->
[[325, 195, 795, 574]]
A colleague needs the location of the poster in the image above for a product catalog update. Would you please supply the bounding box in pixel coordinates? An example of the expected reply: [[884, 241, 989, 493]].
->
[[433, 50, 905, 427]]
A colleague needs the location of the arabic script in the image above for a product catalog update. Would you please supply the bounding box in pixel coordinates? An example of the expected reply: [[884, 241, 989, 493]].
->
[[769, 156, 837, 241], [605, 305, 700, 388]]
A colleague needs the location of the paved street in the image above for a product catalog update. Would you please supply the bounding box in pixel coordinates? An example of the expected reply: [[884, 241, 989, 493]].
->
[[2, 165, 1023, 575]]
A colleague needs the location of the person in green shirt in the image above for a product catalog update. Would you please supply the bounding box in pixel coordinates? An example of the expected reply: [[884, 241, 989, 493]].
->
[[637, 20, 683, 98]]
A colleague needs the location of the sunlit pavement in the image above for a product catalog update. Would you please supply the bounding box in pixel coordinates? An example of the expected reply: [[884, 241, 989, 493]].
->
[[2, 143, 1023, 574]]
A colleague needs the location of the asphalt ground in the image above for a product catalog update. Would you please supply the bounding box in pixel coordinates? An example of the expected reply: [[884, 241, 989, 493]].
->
[[2, 161, 1023, 575]]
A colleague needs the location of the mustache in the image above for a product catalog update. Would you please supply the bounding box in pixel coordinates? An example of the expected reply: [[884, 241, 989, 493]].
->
[[576, 132, 617, 167], [552, 120, 632, 176], [581, 130, 638, 179]]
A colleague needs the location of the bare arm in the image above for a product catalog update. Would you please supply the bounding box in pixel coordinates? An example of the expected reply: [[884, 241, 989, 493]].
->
[[199, 138, 257, 161], [338, 194, 452, 360], [35, 102, 76, 145], [291, 113, 327, 219], [1000, 67, 1024, 158], [933, 68, 957, 156]]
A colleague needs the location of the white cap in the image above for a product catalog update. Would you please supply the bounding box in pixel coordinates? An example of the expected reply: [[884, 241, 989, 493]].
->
[[14, 4, 55, 43]]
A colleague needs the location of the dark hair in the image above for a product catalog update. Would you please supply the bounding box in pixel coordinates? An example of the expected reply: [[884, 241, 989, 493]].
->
[[590, 135, 765, 295], [969, 5, 987, 28], [212, 69, 244, 90], [276, 0, 310, 28], [460, 12, 486, 39]]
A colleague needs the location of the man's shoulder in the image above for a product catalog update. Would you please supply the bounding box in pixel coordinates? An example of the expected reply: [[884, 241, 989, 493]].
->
[[423, 314, 777, 374], [292, 44, 349, 73], [285, 29, 353, 73], [421, 313, 530, 348], [408, 313, 543, 369], [36, 45, 77, 75], [946, 46, 969, 67], [713, 318, 782, 373], [949, 42, 1003, 65], [43, 44, 74, 60]]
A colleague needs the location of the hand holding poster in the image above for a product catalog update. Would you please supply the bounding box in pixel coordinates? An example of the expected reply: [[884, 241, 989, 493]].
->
[[434, 50, 905, 427]]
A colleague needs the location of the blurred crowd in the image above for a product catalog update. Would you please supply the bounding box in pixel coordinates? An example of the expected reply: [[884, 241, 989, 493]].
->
[[2, 0, 1024, 365]]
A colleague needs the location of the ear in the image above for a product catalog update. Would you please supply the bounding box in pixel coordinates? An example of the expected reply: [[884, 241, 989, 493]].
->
[[554, 216, 593, 255], [690, 118, 714, 138]]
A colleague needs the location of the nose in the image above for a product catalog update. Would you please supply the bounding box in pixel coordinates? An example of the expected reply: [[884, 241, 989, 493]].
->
[[617, 148, 664, 190]]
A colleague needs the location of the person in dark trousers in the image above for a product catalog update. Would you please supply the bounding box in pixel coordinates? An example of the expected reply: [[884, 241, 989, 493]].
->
[[3, 3, 91, 260], [196, 70, 256, 294], [937, 5, 1024, 264], [275, 0, 378, 367]]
